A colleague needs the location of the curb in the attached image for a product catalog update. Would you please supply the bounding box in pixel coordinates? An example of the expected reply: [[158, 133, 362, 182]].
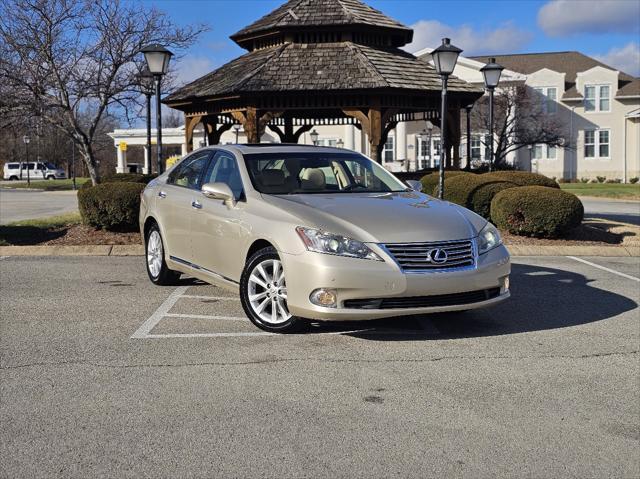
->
[[0, 244, 637, 257]]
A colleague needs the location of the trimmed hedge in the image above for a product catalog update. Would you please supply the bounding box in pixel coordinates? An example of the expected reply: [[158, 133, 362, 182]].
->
[[78, 182, 145, 231], [443, 174, 516, 219], [491, 186, 583, 238], [420, 171, 472, 195], [80, 173, 157, 189], [484, 171, 559, 189]]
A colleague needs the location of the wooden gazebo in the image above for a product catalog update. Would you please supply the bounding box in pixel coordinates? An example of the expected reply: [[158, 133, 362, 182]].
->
[[164, 0, 483, 164]]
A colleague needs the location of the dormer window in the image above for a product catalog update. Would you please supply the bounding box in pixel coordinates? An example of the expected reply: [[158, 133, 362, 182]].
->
[[584, 84, 610, 112], [533, 87, 557, 114]]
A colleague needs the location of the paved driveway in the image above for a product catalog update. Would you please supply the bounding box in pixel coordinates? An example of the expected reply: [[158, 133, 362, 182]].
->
[[1, 255, 638, 478], [0, 188, 79, 224], [581, 197, 640, 226]]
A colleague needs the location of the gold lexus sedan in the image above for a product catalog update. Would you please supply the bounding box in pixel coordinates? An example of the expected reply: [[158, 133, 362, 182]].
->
[[140, 145, 510, 333]]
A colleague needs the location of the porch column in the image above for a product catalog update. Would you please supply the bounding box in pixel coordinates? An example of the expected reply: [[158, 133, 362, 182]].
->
[[181, 143, 188, 156], [143, 146, 150, 174], [344, 124, 355, 151], [396, 121, 407, 165], [116, 147, 126, 174]]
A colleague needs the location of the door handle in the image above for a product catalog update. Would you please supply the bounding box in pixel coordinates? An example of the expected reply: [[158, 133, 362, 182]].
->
[[158, 190, 167, 198], [191, 200, 202, 209]]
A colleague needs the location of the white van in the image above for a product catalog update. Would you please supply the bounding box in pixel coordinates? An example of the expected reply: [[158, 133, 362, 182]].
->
[[3, 162, 67, 181]]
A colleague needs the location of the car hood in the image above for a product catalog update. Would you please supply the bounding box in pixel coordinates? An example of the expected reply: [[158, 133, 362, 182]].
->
[[262, 192, 487, 243]]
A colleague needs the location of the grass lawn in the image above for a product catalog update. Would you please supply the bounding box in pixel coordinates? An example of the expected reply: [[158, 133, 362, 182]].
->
[[2, 178, 90, 191], [560, 183, 640, 200], [0, 213, 82, 245]]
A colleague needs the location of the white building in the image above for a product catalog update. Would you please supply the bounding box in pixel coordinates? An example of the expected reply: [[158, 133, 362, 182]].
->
[[110, 51, 639, 181]]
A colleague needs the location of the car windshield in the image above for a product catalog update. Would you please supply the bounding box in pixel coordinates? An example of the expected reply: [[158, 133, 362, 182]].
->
[[244, 152, 409, 195], [45, 162, 57, 169]]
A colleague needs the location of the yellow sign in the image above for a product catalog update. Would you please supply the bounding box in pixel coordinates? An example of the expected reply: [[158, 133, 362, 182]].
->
[[118, 141, 128, 152]]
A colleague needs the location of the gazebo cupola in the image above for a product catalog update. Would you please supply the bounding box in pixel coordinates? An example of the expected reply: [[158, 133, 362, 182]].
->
[[165, 0, 483, 163]]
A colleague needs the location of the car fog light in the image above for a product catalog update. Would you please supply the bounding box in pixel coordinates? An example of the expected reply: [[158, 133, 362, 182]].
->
[[500, 275, 510, 294], [310, 289, 337, 308]]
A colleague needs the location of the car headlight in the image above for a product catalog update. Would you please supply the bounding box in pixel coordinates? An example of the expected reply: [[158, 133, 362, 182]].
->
[[296, 227, 383, 261], [477, 222, 502, 255]]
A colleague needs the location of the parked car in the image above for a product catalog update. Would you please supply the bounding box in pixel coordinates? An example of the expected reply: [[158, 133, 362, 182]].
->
[[140, 145, 511, 333], [3, 161, 67, 180]]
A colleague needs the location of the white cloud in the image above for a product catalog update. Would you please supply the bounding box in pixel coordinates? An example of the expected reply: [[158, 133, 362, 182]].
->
[[173, 55, 216, 85], [538, 0, 640, 37], [406, 20, 532, 56], [594, 42, 640, 77]]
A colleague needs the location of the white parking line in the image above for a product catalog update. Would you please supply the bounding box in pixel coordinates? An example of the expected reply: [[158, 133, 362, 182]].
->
[[0, 256, 8, 261], [131, 286, 189, 339], [180, 295, 240, 301], [165, 313, 249, 322], [567, 256, 640, 282]]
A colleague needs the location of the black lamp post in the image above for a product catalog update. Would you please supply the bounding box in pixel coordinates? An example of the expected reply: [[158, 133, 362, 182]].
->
[[233, 124, 241, 144], [23, 135, 31, 186], [480, 58, 504, 172], [138, 67, 155, 174], [431, 38, 462, 199], [310, 129, 319, 146], [141, 44, 173, 174]]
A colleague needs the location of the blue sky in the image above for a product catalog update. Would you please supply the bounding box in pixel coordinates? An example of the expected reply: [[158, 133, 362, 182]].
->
[[144, 0, 640, 83]]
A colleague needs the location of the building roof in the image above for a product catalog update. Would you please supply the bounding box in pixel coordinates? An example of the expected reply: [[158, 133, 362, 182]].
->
[[617, 78, 640, 98], [231, 0, 412, 48], [165, 42, 481, 104], [470, 51, 638, 100]]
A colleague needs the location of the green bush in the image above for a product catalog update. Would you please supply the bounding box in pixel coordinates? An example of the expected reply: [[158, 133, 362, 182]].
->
[[630, 177, 639, 184], [484, 171, 559, 189], [491, 186, 584, 238], [443, 174, 516, 219], [420, 171, 472, 195], [78, 182, 145, 231], [80, 173, 157, 189]]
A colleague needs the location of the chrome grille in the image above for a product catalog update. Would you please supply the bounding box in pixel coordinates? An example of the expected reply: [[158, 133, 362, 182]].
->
[[383, 240, 475, 271]]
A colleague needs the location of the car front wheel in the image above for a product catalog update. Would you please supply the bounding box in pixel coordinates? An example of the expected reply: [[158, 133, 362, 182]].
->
[[145, 224, 181, 285], [240, 247, 307, 333]]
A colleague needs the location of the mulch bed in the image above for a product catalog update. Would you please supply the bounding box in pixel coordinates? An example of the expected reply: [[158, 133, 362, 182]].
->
[[502, 221, 627, 247], [0, 224, 141, 246]]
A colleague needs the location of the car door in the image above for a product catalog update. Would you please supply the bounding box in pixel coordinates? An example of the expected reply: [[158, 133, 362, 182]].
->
[[156, 150, 211, 264], [190, 150, 247, 282]]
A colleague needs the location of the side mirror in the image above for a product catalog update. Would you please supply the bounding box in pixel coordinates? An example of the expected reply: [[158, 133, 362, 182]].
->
[[405, 180, 422, 192], [202, 182, 236, 207]]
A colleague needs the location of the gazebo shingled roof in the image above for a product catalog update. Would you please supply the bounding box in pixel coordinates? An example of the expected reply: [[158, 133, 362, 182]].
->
[[165, 0, 483, 163]]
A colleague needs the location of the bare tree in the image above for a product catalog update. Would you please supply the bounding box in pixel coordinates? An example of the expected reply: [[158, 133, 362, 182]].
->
[[0, 0, 206, 184], [470, 84, 569, 169]]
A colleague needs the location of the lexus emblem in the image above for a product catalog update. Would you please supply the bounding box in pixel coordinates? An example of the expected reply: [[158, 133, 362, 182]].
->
[[428, 248, 448, 264]]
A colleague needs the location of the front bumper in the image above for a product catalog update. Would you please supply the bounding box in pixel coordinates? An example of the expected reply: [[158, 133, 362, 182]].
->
[[281, 244, 511, 321]]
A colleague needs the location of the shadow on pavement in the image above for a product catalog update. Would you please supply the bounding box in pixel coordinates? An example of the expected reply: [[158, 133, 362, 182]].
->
[[312, 263, 638, 341]]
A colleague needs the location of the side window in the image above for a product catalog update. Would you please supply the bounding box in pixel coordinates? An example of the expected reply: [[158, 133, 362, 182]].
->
[[203, 151, 244, 200], [167, 152, 210, 190]]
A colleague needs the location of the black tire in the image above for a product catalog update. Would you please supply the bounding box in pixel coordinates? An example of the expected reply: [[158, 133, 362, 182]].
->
[[9, 176, 18, 181], [46, 175, 55, 180], [145, 223, 181, 285], [240, 246, 308, 333]]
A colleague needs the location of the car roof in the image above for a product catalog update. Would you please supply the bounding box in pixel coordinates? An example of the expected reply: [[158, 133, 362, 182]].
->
[[204, 144, 356, 156]]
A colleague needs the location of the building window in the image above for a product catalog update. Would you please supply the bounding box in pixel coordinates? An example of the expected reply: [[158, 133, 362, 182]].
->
[[383, 136, 395, 163], [584, 84, 610, 112], [584, 129, 610, 158], [533, 144, 556, 160], [534, 87, 558, 114], [316, 138, 337, 147], [471, 136, 482, 159]]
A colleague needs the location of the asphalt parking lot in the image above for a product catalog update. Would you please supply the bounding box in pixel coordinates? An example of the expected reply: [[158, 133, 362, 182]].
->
[[1, 255, 639, 478]]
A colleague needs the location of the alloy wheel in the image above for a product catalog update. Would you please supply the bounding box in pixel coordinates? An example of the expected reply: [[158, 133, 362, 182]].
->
[[147, 230, 163, 279], [247, 259, 291, 325]]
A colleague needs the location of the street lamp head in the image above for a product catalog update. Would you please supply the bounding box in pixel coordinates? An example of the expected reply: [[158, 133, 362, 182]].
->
[[431, 38, 462, 76], [233, 124, 241, 132], [310, 129, 319, 143], [141, 44, 174, 76], [138, 67, 155, 94], [465, 103, 474, 112], [426, 121, 434, 132], [480, 57, 504, 90], [23, 135, 30, 144], [336, 138, 344, 148]]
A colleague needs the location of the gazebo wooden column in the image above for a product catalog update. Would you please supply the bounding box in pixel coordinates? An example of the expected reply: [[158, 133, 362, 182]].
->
[[184, 114, 203, 153], [343, 105, 398, 163], [230, 108, 283, 143]]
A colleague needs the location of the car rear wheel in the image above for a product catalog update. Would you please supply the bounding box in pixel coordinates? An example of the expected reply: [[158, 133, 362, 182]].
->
[[145, 224, 181, 285], [240, 247, 308, 333], [9, 176, 18, 181]]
